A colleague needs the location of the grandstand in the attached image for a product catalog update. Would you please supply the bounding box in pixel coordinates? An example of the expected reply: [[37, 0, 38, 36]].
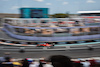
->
[[77, 10, 100, 18], [0, 17, 100, 59], [0, 18, 100, 46]]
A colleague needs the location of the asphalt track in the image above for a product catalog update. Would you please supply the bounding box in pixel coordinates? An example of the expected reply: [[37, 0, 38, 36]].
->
[[0, 28, 100, 59], [0, 46, 100, 59]]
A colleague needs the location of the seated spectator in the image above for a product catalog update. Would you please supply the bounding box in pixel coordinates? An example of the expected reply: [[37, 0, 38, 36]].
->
[[55, 29, 67, 33], [30, 29, 35, 34], [41, 20, 47, 23], [24, 28, 30, 33], [18, 28, 25, 33], [25, 30, 31, 34], [90, 27, 98, 31], [41, 29, 54, 35], [81, 28, 90, 33], [79, 23, 90, 33], [35, 28, 41, 33], [70, 28, 80, 34], [67, 24, 81, 34]]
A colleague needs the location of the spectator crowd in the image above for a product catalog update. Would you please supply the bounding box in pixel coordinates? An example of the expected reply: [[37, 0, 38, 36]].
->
[[0, 53, 100, 67]]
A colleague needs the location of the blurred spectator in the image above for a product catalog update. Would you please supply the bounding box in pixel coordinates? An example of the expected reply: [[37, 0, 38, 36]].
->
[[0, 61, 3, 67], [33, 60, 39, 67], [29, 62, 37, 67], [41, 20, 47, 23], [49, 55, 73, 67], [38, 60, 43, 67], [2, 57, 13, 67], [0, 52, 11, 62], [80, 60, 90, 67], [89, 59, 96, 67], [73, 61, 83, 67], [0, 57, 5, 62], [22, 59, 29, 67], [43, 60, 53, 67], [12, 60, 22, 67]]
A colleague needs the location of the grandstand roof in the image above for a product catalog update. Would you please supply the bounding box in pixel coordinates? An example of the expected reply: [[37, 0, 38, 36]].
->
[[77, 11, 100, 13]]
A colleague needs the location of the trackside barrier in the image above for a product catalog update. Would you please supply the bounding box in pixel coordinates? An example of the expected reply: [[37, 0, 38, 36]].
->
[[1, 41, 100, 49], [2, 28, 100, 41], [0, 41, 36, 47]]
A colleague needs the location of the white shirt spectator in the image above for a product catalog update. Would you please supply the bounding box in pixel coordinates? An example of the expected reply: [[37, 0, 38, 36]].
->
[[43, 64, 53, 67], [29, 61, 39, 67], [81, 61, 90, 67], [29, 64, 37, 67]]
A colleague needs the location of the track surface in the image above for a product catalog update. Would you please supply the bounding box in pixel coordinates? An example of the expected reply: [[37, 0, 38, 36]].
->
[[0, 47, 100, 58]]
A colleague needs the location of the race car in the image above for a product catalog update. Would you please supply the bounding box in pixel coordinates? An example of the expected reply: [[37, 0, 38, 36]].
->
[[36, 43, 52, 47]]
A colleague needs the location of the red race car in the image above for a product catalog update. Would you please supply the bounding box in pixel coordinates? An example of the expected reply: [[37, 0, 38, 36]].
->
[[36, 43, 52, 47]]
